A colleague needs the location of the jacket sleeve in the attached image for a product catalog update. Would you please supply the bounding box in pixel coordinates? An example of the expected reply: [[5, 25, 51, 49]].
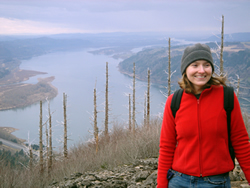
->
[[230, 93, 250, 183], [157, 94, 177, 188]]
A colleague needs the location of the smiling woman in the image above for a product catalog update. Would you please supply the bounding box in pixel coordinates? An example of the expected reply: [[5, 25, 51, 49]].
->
[[157, 43, 250, 188]]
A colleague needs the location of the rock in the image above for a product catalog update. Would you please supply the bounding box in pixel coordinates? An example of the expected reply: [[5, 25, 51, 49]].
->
[[240, 184, 250, 188], [47, 158, 248, 188]]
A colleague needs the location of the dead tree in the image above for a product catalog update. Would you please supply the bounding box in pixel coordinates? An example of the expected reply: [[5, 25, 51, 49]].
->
[[45, 123, 49, 166], [39, 101, 44, 174], [63, 93, 68, 159], [236, 74, 240, 98], [129, 94, 131, 131], [220, 15, 224, 76], [29, 147, 33, 170], [232, 74, 250, 106], [146, 69, 150, 126], [48, 101, 52, 174], [132, 62, 136, 134], [168, 38, 171, 96], [93, 84, 99, 153], [144, 92, 147, 126], [104, 62, 109, 138], [161, 37, 175, 99]]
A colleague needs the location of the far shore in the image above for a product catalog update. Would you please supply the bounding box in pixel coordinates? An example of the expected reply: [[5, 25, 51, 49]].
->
[[0, 69, 58, 144], [0, 68, 58, 111], [0, 69, 47, 86]]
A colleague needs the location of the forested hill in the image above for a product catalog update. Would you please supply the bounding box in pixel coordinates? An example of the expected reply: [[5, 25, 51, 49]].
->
[[118, 42, 250, 95]]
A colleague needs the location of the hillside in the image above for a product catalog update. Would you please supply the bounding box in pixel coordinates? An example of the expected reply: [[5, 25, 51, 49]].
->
[[118, 42, 250, 96]]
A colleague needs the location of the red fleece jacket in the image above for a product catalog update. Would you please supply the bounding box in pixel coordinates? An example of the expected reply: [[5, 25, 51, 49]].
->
[[157, 85, 250, 188]]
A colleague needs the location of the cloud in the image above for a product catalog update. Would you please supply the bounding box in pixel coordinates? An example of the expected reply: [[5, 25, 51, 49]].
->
[[0, 0, 249, 35], [0, 17, 85, 35]]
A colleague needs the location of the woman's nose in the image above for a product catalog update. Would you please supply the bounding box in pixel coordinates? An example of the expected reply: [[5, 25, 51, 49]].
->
[[198, 65, 205, 73]]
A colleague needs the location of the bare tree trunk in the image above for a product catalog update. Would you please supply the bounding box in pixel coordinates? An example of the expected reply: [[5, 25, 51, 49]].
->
[[144, 91, 147, 126], [48, 101, 52, 174], [220, 15, 224, 76], [168, 38, 171, 96], [104, 62, 109, 138], [39, 101, 44, 174], [63, 93, 68, 159], [45, 123, 48, 166], [147, 69, 150, 127], [129, 94, 131, 131], [29, 147, 33, 170], [236, 75, 240, 98], [132, 62, 136, 135], [94, 84, 99, 153]]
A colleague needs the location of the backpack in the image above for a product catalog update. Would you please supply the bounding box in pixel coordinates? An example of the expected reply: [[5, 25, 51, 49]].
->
[[170, 86, 235, 166]]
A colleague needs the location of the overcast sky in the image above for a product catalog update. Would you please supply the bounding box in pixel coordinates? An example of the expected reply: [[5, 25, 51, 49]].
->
[[0, 0, 249, 36]]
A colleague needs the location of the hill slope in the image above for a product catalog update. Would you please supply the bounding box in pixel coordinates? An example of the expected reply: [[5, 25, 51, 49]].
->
[[118, 42, 250, 96]]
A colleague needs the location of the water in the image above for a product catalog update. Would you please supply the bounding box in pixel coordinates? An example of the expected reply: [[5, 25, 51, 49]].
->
[[0, 49, 167, 149]]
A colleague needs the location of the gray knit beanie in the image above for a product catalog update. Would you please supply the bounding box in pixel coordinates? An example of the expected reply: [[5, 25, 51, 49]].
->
[[181, 43, 214, 75]]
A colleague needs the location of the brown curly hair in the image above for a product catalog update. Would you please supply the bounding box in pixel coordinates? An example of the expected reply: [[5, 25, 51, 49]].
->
[[178, 73, 227, 94]]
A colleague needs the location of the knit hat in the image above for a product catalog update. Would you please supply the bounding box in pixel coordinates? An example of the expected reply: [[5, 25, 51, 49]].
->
[[181, 43, 214, 75]]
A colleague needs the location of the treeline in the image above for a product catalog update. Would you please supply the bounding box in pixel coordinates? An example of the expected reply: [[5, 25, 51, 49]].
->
[[0, 149, 30, 168], [24, 143, 40, 150]]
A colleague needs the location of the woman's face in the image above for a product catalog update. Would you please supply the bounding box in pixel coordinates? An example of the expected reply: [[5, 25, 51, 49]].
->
[[186, 60, 212, 94]]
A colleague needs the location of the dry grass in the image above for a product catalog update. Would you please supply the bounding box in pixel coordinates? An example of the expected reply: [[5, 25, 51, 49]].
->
[[0, 118, 162, 188]]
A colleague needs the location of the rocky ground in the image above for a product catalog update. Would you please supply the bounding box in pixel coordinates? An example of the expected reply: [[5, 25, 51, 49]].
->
[[48, 158, 249, 188]]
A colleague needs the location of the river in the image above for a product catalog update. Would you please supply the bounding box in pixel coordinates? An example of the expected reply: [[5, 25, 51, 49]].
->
[[0, 48, 167, 149]]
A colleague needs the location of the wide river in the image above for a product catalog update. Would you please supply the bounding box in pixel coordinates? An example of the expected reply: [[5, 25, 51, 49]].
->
[[0, 48, 167, 149]]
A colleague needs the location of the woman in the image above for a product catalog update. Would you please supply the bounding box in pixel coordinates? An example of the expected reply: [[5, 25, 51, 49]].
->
[[157, 43, 250, 188]]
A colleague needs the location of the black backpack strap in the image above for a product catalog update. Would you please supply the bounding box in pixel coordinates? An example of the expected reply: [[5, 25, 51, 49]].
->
[[171, 89, 183, 118], [223, 86, 235, 166]]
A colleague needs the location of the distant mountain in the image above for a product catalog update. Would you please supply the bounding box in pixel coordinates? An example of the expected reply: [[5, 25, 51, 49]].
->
[[0, 32, 171, 50], [0, 37, 91, 60]]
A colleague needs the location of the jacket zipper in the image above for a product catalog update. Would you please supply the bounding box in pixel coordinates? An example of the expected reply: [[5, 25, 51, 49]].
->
[[197, 99, 202, 177]]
